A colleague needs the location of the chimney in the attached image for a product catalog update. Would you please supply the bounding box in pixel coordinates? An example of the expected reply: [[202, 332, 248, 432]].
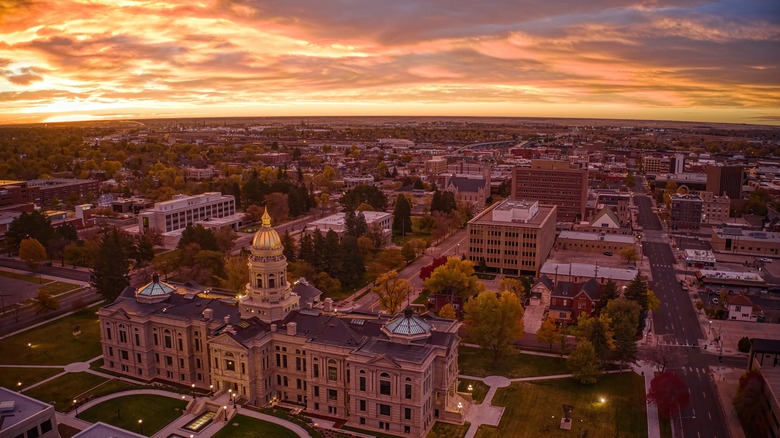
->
[[323, 298, 333, 312], [271, 324, 277, 332], [203, 309, 213, 321], [224, 315, 230, 324], [287, 322, 297, 336], [307, 302, 313, 309]]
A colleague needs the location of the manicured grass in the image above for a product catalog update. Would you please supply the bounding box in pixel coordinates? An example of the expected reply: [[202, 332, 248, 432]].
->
[[0, 367, 62, 390], [212, 414, 298, 438], [428, 421, 470, 438], [0, 305, 102, 365], [258, 407, 321, 438], [458, 379, 489, 404], [79, 394, 187, 437], [474, 373, 647, 438], [342, 425, 403, 438], [40, 281, 79, 295], [459, 346, 569, 379], [24, 372, 108, 410], [0, 269, 43, 283]]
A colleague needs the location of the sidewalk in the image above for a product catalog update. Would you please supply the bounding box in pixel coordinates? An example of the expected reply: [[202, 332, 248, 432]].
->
[[711, 366, 746, 438]]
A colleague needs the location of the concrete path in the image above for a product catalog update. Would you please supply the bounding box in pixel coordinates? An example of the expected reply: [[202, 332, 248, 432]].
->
[[463, 376, 510, 438], [632, 361, 661, 438]]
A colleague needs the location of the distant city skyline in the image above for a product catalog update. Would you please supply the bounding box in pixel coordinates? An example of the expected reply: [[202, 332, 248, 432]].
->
[[1, 0, 778, 125]]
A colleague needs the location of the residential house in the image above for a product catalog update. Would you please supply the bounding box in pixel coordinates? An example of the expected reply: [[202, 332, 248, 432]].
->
[[726, 295, 762, 322], [548, 279, 602, 324]]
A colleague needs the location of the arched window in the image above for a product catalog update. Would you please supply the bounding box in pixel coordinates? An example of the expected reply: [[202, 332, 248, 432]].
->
[[404, 377, 413, 399], [256, 274, 263, 288], [327, 359, 338, 381], [163, 329, 172, 349], [379, 372, 391, 396], [118, 324, 127, 343], [268, 274, 275, 288]]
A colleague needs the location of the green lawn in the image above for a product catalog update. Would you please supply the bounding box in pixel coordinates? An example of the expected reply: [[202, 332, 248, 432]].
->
[[459, 346, 569, 379], [474, 373, 647, 438], [0, 367, 62, 390], [24, 372, 108, 410], [342, 425, 403, 438], [458, 379, 489, 404], [0, 305, 102, 365], [428, 421, 470, 438], [0, 269, 44, 283], [213, 414, 298, 438], [40, 281, 80, 295], [79, 394, 187, 437]]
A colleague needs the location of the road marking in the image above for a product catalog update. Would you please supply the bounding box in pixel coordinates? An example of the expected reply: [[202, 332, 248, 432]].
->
[[708, 412, 712, 420]]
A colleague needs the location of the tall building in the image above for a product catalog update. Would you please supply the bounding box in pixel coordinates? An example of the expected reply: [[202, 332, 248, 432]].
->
[[511, 160, 587, 222], [99, 210, 467, 437], [706, 164, 743, 199], [670, 153, 685, 174], [466, 199, 557, 276]]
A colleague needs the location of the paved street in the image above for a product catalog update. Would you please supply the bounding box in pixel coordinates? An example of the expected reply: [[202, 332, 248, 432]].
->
[[635, 193, 732, 438]]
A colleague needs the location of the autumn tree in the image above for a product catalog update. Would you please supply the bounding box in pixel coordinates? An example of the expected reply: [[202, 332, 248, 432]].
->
[[536, 318, 562, 351], [265, 192, 290, 223], [34, 290, 60, 314], [218, 256, 250, 296], [595, 280, 620, 314], [340, 185, 387, 211], [574, 313, 616, 363], [464, 291, 524, 365], [424, 257, 485, 303], [372, 270, 413, 314], [213, 227, 237, 254], [438, 303, 457, 319], [498, 277, 525, 298], [419, 256, 447, 281], [620, 246, 639, 265], [647, 371, 690, 419], [625, 272, 655, 331], [20, 238, 47, 275], [567, 340, 602, 384], [244, 204, 265, 223]]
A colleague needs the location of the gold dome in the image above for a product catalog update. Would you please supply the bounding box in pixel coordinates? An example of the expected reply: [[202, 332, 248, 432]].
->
[[251, 208, 282, 250]]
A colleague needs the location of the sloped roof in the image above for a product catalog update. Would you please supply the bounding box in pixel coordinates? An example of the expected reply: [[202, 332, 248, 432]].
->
[[552, 278, 602, 301], [137, 275, 176, 297], [448, 177, 485, 193], [590, 206, 620, 227], [533, 275, 553, 292]]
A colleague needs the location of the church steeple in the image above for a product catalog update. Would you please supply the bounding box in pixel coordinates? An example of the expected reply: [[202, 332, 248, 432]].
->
[[239, 210, 299, 322]]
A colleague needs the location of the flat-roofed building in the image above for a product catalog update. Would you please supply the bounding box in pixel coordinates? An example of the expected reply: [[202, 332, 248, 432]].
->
[[699, 191, 730, 224], [425, 157, 448, 174], [746, 338, 780, 438], [342, 176, 375, 190], [683, 249, 716, 268], [305, 211, 392, 244], [0, 387, 58, 438], [138, 192, 239, 236], [556, 230, 635, 254], [671, 194, 703, 230], [466, 199, 556, 276], [539, 262, 639, 286], [642, 156, 664, 174], [707, 164, 743, 199], [711, 227, 780, 257], [511, 160, 587, 222]]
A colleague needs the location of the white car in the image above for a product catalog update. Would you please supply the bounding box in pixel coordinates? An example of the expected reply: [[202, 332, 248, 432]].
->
[[759, 257, 772, 263]]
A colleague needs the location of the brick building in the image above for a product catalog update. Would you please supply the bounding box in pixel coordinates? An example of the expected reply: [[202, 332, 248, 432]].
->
[[511, 160, 587, 222]]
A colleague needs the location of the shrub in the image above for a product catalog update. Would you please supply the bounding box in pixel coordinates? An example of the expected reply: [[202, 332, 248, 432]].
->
[[738, 337, 752, 353]]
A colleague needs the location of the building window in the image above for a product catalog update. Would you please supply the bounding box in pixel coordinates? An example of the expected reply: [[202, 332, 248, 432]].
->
[[328, 389, 337, 401], [120, 350, 129, 360], [108, 347, 113, 357], [153, 333, 158, 345], [379, 373, 391, 396], [313, 362, 319, 378], [359, 376, 366, 391], [404, 425, 411, 434], [134, 333, 140, 346], [328, 365, 337, 381], [164, 331, 172, 349], [118, 329, 127, 343], [359, 399, 366, 411], [26, 426, 40, 438], [360, 417, 366, 425], [225, 360, 236, 371], [40, 419, 52, 433], [136, 353, 142, 363], [106, 327, 112, 340], [166, 356, 173, 366], [314, 386, 319, 397], [379, 404, 391, 416], [405, 407, 412, 420], [405, 384, 412, 399]]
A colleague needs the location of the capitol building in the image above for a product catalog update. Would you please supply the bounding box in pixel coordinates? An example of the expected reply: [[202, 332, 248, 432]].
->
[[98, 209, 467, 436]]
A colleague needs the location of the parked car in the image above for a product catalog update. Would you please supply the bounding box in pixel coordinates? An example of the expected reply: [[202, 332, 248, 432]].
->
[[759, 257, 772, 263], [603, 251, 613, 256]]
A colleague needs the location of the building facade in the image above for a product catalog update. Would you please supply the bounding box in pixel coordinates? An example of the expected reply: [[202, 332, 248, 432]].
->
[[511, 160, 587, 222], [699, 191, 730, 224], [670, 194, 703, 230], [711, 227, 780, 256], [99, 211, 466, 437], [466, 199, 557, 276], [138, 192, 239, 235], [706, 164, 743, 200]]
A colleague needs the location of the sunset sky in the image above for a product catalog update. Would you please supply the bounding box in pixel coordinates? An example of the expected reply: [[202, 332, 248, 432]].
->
[[1, 0, 778, 125]]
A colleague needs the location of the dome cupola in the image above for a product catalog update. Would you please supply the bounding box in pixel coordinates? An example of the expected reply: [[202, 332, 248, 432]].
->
[[251, 208, 282, 257]]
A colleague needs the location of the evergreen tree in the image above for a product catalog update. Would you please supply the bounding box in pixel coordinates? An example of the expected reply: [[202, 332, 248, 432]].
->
[[393, 194, 412, 235], [625, 272, 650, 330], [344, 210, 358, 236], [282, 230, 297, 262], [311, 229, 327, 271], [340, 235, 365, 287], [91, 227, 131, 302], [595, 280, 620, 314], [6, 210, 55, 250], [323, 230, 343, 280], [298, 232, 315, 265], [230, 181, 242, 208], [354, 212, 368, 237], [177, 225, 219, 252], [430, 190, 442, 213]]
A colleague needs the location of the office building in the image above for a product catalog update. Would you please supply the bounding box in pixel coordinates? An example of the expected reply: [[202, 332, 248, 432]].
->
[[511, 160, 587, 222], [466, 199, 557, 276], [706, 164, 743, 199], [670, 194, 703, 230], [138, 192, 240, 236]]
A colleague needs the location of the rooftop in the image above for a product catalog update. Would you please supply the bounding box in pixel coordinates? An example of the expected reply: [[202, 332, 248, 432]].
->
[[0, 387, 53, 433], [558, 230, 635, 244], [73, 422, 146, 438], [469, 199, 555, 228], [540, 262, 638, 282]]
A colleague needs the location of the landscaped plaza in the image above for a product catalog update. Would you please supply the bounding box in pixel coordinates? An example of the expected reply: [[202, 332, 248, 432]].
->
[[0, 302, 652, 438]]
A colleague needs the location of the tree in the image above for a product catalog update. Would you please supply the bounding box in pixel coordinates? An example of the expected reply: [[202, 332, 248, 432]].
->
[[625, 272, 651, 330], [619, 246, 639, 265], [567, 340, 602, 384], [5, 210, 55, 251], [536, 318, 562, 351], [498, 278, 525, 298], [20, 238, 47, 275], [574, 313, 615, 363], [438, 303, 457, 319], [265, 192, 290, 223], [464, 291, 524, 365], [595, 280, 620, 314], [733, 371, 770, 437], [177, 225, 219, 252], [345, 210, 368, 237], [91, 227, 131, 301], [34, 290, 60, 314], [281, 230, 297, 262], [647, 371, 690, 419], [340, 235, 365, 287], [401, 241, 417, 264], [372, 270, 412, 314], [213, 227, 237, 254], [340, 185, 387, 211], [419, 256, 447, 281], [604, 298, 641, 368], [424, 257, 485, 303], [393, 194, 412, 235], [312, 272, 341, 297], [244, 204, 265, 223], [218, 256, 250, 296], [737, 337, 752, 353]]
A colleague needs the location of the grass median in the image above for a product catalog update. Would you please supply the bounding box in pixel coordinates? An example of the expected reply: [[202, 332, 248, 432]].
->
[[78, 394, 187, 437]]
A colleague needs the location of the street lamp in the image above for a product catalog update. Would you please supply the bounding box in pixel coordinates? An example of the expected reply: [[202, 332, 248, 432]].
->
[[467, 384, 473, 392], [457, 402, 463, 412], [223, 405, 228, 421], [600, 397, 606, 404], [138, 419, 143, 434], [73, 399, 78, 416]]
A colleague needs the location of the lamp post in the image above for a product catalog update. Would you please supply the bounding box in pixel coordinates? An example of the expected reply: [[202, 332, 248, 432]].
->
[[73, 399, 78, 416], [138, 419, 143, 435], [209, 384, 213, 396], [223, 405, 228, 421]]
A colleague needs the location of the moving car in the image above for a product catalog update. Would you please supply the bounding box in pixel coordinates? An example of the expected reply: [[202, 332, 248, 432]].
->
[[603, 251, 613, 256]]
